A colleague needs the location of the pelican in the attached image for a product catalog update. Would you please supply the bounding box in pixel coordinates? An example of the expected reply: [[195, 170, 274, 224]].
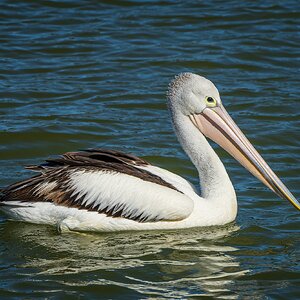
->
[[0, 73, 299, 232]]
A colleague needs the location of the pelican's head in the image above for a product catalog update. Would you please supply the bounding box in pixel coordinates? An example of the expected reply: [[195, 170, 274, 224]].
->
[[167, 72, 299, 211]]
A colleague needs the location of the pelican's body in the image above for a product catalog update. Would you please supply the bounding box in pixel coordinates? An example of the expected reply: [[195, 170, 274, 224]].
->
[[0, 73, 298, 232], [0, 147, 237, 232]]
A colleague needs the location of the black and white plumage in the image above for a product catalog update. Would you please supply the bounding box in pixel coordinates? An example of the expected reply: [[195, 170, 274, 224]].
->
[[0, 73, 298, 232], [1, 149, 194, 224]]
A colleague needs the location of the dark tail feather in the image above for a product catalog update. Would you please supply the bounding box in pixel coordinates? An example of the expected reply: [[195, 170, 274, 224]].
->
[[0, 201, 32, 208]]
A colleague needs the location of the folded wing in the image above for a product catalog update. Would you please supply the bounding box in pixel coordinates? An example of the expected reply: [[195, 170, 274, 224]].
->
[[0, 149, 194, 222]]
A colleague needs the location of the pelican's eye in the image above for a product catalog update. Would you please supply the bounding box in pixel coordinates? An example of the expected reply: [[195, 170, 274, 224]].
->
[[205, 96, 217, 107]]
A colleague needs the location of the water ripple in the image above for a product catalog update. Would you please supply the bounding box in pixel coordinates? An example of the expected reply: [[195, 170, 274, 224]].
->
[[0, 0, 299, 298]]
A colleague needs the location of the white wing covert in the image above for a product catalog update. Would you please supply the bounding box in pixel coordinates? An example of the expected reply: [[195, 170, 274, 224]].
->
[[69, 170, 193, 222]]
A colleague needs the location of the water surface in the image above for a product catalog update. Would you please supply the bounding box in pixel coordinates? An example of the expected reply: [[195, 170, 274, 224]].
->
[[0, 0, 299, 299]]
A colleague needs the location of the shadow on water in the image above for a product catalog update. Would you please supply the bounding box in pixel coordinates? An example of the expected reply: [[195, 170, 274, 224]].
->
[[0, 220, 248, 299]]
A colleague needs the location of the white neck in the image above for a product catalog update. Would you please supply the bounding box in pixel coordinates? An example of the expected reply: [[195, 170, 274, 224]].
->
[[171, 111, 236, 202]]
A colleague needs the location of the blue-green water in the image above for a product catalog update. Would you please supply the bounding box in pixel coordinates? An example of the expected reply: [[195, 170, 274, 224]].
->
[[0, 0, 299, 299]]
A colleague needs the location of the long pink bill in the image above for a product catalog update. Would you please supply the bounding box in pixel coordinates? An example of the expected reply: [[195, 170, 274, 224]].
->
[[189, 106, 300, 211]]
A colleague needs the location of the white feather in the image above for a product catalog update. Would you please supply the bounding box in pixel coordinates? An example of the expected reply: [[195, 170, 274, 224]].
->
[[69, 170, 194, 222], [136, 165, 197, 196]]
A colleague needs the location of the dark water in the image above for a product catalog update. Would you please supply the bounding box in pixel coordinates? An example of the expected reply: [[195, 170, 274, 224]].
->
[[0, 0, 299, 298]]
